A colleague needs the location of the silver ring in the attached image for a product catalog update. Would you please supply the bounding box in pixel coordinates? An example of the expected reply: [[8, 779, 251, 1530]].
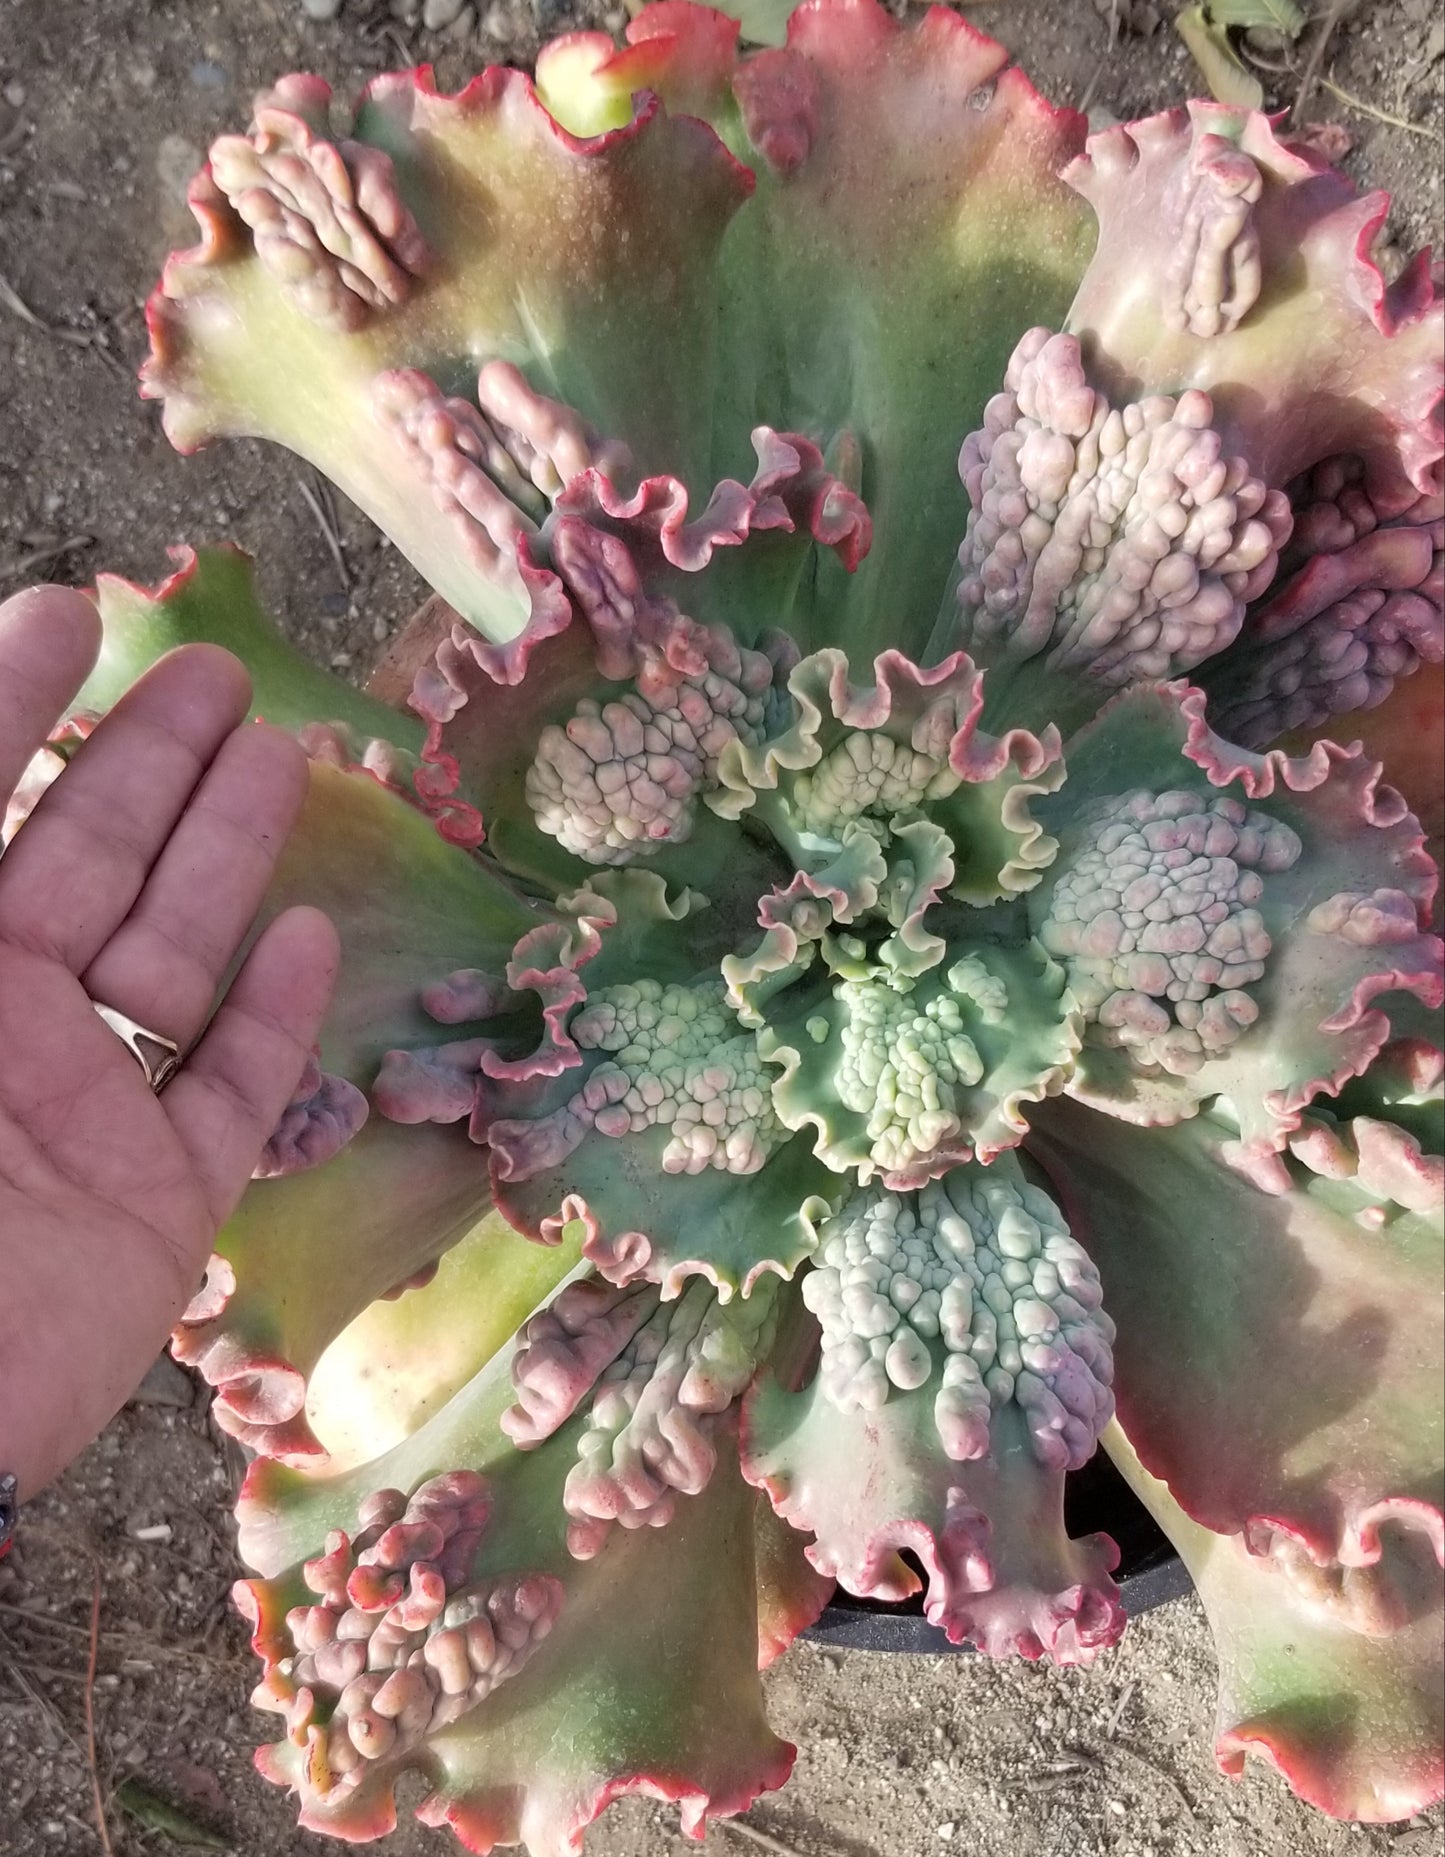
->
[[93, 1002, 182, 1092]]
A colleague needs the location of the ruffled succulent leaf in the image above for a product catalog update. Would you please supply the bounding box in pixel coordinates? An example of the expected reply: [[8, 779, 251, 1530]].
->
[[1026, 1093, 1444, 1577], [1273, 657, 1445, 919], [234, 1266, 802, 1850], [86, 545, 424, 756], [398, 533, 800, 900], [937, 105, 1443, 736], [142, 60, 757, 640], [711, 647, 1064, 904], [488, 0, 1095, 664], [172, 760, 555, 1459], [1105, 1421, 1445, 1823], [304, 1211, 586, 1473], [1331, 1036, 1444, 1159], [407, 1430, 794, 1854], [1029, 681, 1443, 1164], [752, 1488, 835, 1665], [144, 1, 1093, 664], [753, 939, 1081, 1187], [1202, 496, 1443, 749], [695, 0, 1094, 663], [243, 1429, 793, 1852], [741, 1158, 1124, 1660], [173, 1116, 493, 1463], [936, 324, 1293, 733], [697, 646, 1079, 1186], [493, 1102, 836, 1300], [1062, 106, 1442, 519]]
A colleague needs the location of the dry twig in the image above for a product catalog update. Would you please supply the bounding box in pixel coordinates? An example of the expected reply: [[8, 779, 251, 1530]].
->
[[1319, 74, 1435, 136], [1109, 1736, 1199, 1819], [0, 268, 117, 366], [0, 1599, 236, 1668], [720, 1818, 813, 1857], [84, 1566, 116, 1857], [0, 267, 50, 332], [1291, 0, 1346, 122], [1, 1640, 82, 1752], [1105, 1677, 1138, 1739], [298, 472, 352, 594], [0, 534, 95, 583]]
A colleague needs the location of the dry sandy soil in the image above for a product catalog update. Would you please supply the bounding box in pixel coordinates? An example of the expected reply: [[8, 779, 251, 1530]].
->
[[0, 1, 1442, 1855]]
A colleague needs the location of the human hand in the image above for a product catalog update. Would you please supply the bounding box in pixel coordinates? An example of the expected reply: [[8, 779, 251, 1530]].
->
[[0, 585, 338, 1502]]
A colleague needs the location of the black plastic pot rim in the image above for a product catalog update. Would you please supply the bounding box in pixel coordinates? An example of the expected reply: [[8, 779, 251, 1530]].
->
[[802, 1548, 1192, 1654]]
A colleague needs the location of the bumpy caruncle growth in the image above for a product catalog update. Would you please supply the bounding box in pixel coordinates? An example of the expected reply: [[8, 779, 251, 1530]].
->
[[22, 0, 1442, 1847]]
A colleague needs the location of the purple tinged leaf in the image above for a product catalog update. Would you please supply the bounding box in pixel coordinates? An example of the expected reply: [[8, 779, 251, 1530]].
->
[[1205, 489, 1443, 746], [1056, 104, 1442, 734], [944, 326, 1291, 725], [207, 77, 431, 332], [253, 1054, 370, 1180], [1027, 1093, 1444, 1576], [235, 1299, 798, 1850], [1062, 105, 1443, 518]]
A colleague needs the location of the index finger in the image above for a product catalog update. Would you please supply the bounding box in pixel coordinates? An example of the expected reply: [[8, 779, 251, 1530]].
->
[[0, 586, 102, 813]]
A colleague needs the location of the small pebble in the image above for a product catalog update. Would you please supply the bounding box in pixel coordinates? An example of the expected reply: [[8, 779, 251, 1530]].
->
[[131, 1521, 174, 1544], [423, 0, 466, 25], [482, 2, 515, 38], [936, 1825, 956, 1843], [3, 80, 25, 109], [302, 0, 345, 16]]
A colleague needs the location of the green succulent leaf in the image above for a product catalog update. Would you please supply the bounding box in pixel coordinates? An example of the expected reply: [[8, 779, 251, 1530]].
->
[[1207, 0, 1306, 37], [304, 1210, 586, 1474], [1027, 1093, 1445, 1573], [232, 1269, 815, 1850], [1029, 681, 1443, 1168], [1106, 1421, 1445, 1824], [89, 546, 424, 755], [1175, 8, 1266, 110], [143, 4, 1092, 663], [173, 1116, 493, 1463], [741, 1159, 1124, 1660]]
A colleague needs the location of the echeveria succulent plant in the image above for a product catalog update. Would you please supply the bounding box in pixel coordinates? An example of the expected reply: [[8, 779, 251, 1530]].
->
[[22, 0, 1444, 1846]]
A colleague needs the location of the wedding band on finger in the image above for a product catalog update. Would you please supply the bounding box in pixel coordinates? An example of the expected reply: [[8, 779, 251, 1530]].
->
[[92, 1001, 182, 1092]]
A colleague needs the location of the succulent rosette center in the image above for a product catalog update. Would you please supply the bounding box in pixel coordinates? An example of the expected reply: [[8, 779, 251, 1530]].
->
[[65, 0, 1443, 1847]]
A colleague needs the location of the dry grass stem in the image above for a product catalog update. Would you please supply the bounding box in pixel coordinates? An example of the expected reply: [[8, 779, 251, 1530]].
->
[[1320, 73, 1435, 134], [83, 1567, 115, 1857]]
